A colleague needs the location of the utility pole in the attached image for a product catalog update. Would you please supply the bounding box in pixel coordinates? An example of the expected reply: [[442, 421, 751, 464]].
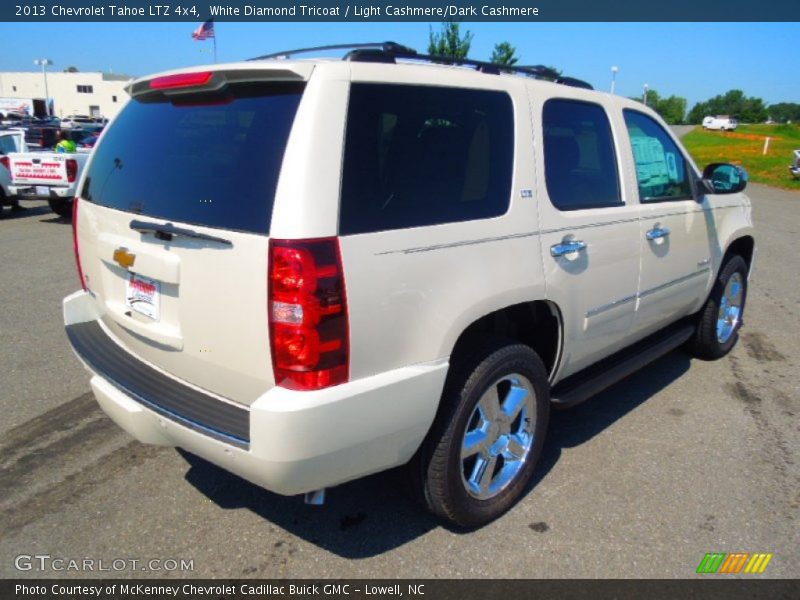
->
[[34, 58, 53, 118]]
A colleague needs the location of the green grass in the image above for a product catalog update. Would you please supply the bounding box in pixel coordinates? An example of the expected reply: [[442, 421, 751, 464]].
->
[[682, 124, 800, 191]]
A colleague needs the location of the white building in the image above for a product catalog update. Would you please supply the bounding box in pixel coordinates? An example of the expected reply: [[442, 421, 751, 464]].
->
[[0, 70, 134, 119]]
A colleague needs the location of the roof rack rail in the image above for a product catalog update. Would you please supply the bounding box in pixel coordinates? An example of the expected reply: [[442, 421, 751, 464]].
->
[[249, 41, 416, 61], [248, 41, 593, 90]]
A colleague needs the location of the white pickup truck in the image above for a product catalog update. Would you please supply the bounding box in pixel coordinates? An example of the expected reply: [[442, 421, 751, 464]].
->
[[5, 150, 89, 217], [0, 129, 27, 215]]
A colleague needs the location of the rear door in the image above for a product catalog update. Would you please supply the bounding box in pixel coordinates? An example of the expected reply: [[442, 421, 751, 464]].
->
[[75, 73, 306, 405], [534, 95, 641, 378]]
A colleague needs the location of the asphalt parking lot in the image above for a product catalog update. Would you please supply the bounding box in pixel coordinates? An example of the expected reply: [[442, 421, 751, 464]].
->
[[0, 185, 797, 579]]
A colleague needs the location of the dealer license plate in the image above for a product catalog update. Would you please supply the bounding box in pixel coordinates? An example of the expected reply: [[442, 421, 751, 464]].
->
[[125, 273, 160, 321]]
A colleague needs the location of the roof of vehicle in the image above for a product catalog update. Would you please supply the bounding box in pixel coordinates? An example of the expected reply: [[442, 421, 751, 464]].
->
[[128, 41, 597, 95], [125, 42, 669, 128]]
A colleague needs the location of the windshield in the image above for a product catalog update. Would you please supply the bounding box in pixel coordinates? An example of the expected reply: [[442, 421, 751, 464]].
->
[[82, 80, 304, 234]]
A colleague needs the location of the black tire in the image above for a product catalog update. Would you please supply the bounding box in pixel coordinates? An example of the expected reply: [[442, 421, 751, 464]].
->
[[411, 339, 550, 527], [689, 255, 748, 360], [48, 197, 73, 218]]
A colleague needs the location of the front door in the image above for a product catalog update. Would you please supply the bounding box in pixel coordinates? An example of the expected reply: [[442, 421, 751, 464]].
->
[[621, 110, 711, 337]]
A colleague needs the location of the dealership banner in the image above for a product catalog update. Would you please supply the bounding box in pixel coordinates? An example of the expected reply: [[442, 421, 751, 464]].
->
[[1, 0, 797, 21], [2, 579, 799, 599]]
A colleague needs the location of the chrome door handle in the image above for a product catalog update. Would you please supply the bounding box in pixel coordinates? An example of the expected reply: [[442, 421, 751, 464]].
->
[[550, 240, 587, 257], [646, 226, 671, 241]]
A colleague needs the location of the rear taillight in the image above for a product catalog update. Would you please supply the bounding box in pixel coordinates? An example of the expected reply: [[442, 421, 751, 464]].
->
[[0, 156, 9, 171], [268, 238, 349, 391], [72, 198, 86, 291], [66, 159, 78, 183]]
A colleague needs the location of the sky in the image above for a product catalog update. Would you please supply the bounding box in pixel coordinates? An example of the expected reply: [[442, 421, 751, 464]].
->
[[0, 21, 798, 108]]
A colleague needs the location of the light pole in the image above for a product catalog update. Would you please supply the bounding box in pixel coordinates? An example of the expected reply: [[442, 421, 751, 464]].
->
[[643, 83, 649, 106], [610, 66, 618, 94], [34, 58, 53, 118]]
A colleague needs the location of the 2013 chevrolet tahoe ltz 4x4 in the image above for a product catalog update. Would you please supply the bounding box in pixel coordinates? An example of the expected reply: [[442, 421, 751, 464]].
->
[[63, 43, 754, 526]]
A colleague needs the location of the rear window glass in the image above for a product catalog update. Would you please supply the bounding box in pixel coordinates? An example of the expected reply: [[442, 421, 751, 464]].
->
[[339, 83, 513, 235], [0, 135, 17, 154], [82, 81, 304, 235]]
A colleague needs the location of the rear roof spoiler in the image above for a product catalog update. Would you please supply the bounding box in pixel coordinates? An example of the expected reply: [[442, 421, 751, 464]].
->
[[126, 66, 310, 98]]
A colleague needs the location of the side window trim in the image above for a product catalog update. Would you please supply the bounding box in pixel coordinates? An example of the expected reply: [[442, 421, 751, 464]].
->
[[623, 109, 695, 204]]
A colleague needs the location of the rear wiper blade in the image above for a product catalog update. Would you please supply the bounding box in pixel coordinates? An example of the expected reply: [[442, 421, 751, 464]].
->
[[129, 220, 232, 246]]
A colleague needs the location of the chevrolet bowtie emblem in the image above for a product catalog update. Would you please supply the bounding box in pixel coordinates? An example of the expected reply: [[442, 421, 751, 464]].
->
[[113, 248, 136, 269]]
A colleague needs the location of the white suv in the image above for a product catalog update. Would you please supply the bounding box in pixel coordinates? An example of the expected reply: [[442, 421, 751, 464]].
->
[[61, 115, 96, 129], [64, 43, 755, 526]]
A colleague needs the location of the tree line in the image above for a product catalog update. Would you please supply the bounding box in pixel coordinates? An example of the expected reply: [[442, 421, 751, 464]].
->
[[428, 23, 795, 126]]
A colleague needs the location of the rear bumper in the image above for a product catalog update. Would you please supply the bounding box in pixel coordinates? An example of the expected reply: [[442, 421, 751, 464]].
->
[[63, 290, 447, 495], [9, 184, 73, 199]]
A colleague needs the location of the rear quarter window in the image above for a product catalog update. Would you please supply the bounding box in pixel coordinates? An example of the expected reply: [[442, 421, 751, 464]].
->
[[339, 83, 514, 235], [82, 81, 304, 235]]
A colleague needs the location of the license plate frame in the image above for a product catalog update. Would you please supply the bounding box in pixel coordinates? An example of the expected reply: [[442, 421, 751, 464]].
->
[[125, 273, 160, 321]]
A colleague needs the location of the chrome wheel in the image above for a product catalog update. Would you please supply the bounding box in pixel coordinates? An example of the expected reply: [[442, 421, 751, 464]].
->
[[460, 374, 536, 500], [716, 272, 744, 343]]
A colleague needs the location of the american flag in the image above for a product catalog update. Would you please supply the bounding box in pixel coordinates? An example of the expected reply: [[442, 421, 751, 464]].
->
[[192, 19, 215, 41]]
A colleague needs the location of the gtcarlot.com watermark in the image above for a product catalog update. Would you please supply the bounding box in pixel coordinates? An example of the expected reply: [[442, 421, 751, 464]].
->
[[14, 554, 194, 572]]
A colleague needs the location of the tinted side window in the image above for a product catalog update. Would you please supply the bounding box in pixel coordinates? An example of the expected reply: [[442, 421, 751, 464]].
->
[[543, 99, 621, 211], [623, 110, 693, 202], [339, 84, 513, 235]]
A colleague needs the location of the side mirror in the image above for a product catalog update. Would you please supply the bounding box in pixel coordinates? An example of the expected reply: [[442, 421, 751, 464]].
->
[[700, 163, 748, 194]]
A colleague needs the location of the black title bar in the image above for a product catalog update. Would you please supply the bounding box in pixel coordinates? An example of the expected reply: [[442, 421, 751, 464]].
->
[[3, 579, 800, 600], [2, 0, 799, 22]]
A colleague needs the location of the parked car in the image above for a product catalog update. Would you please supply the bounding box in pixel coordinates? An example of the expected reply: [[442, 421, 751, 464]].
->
[[703, 115, 739, 131], [67, 127, 100, 145], [0, 128, 27, 214], [0, 112, 27, 126], [76, 133, 100, 152], [74, 123, 104, 136], [791, 149, 800, 179], [63, 43, 755, 527], [61, 115, 96, 129], [5, 147, 89, 216]]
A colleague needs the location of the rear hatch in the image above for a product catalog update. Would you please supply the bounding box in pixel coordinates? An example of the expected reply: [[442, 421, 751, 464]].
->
[[75, 67, 308, 405]]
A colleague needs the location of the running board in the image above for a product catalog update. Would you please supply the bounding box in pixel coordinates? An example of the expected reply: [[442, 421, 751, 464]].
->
[[550, 323, 694, 409]]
